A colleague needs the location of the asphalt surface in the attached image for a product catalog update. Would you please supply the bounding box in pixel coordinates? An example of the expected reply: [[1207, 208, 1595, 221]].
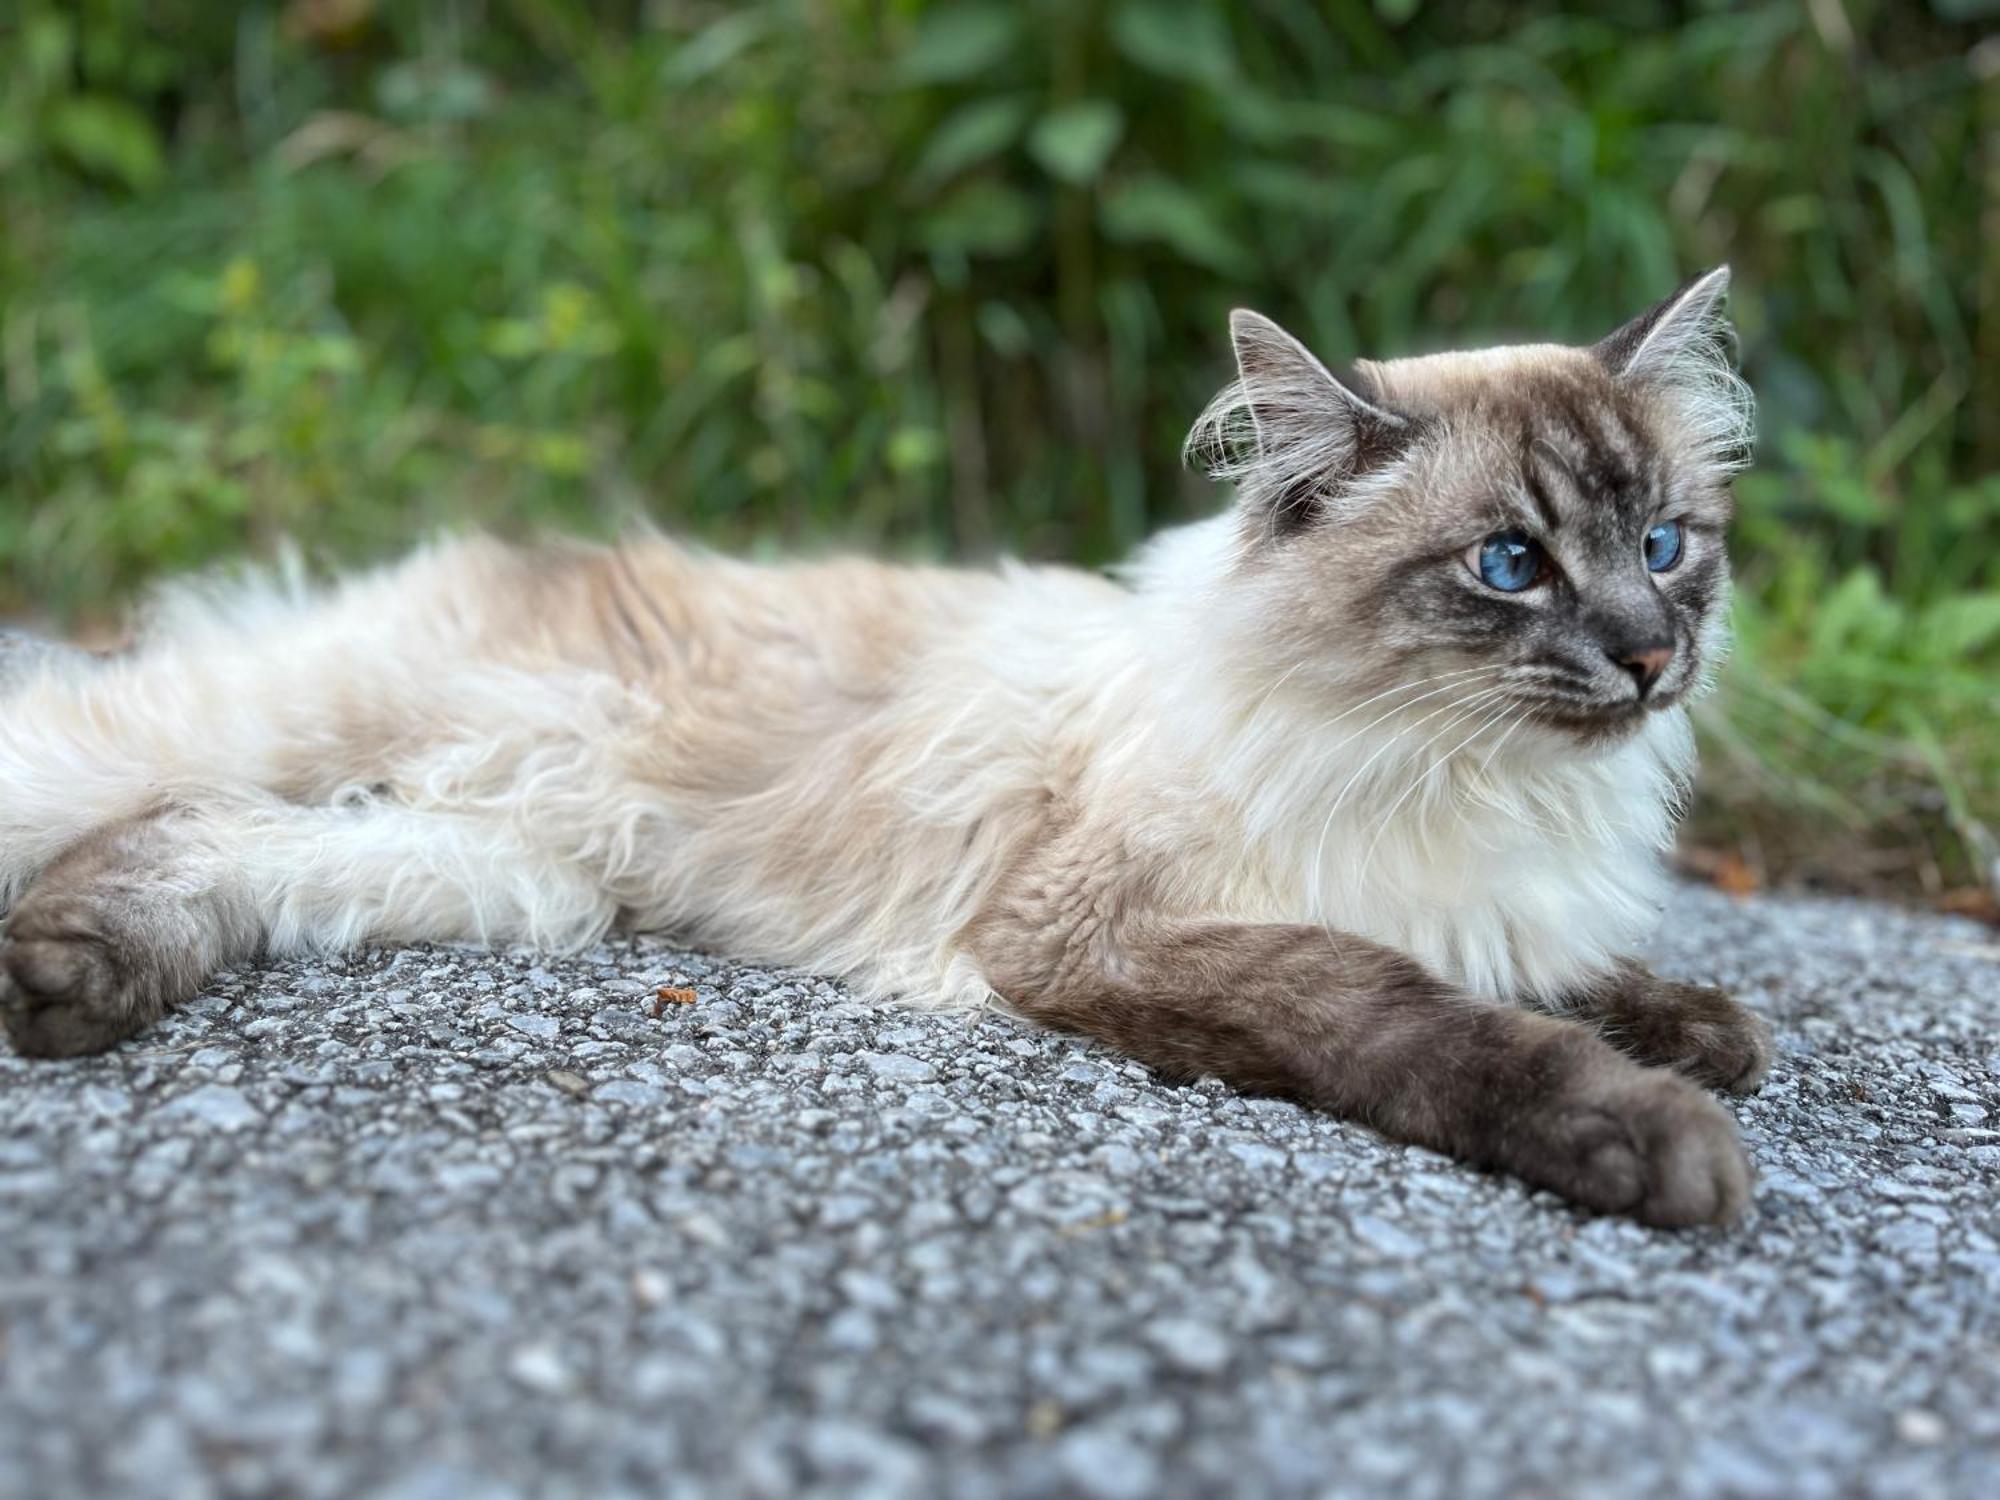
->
[[1, 884, 1995, 1499]]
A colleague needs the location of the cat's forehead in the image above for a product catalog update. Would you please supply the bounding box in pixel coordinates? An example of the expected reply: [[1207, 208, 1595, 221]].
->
[[1360, 342, 1723, 528], [1358, 343, 1609, 420]]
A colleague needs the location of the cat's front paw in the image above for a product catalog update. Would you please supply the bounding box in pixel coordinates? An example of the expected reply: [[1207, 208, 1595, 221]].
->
[[1634, 980, 1773, 1097], [0, 902, 160, 1059], [1514, 1061, 1753, 1228]]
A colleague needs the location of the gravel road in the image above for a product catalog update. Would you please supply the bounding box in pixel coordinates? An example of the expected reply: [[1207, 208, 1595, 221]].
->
[[1, 885, 1995, 1499]]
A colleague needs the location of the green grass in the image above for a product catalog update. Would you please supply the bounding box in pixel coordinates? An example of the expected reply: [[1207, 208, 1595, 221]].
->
[[1, 0, 1993, 895]]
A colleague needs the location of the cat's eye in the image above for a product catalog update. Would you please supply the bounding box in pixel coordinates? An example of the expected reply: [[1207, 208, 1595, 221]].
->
[[1643, 520, 1684, 573], [1470, 531, 1545, 592]]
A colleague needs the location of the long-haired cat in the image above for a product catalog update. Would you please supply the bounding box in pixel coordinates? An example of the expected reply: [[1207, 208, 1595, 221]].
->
[[0, 268, 1771, 1225]]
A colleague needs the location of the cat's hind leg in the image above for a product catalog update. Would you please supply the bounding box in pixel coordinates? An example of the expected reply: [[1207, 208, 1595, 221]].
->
[[0, 799, 615, 1057], [0, 809, 255, 1056]]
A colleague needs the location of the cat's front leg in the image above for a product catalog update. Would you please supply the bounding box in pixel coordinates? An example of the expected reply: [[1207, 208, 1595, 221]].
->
[[1554, 960, 1773, 1096], [968, 908, 1753, 1227]]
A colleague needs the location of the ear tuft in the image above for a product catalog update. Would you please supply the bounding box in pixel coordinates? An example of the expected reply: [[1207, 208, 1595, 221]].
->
[[1186, 311, 1410, 539], [1594, 267, 1755, 477]]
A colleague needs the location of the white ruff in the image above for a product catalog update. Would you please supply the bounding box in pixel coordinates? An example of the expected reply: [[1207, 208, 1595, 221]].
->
[[1109, 515, 1693, 1001]]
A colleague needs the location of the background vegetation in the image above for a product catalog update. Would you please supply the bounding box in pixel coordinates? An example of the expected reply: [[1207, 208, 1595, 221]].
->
[[1, 0, 1993, 902]]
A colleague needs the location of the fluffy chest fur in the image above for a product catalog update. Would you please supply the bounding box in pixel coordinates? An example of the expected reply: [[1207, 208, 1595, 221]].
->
[[1176, 702, 1689, 1001], [1003, 515, 1695, 1004]]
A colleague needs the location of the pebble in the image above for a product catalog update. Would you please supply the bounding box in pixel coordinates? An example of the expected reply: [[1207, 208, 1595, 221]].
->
[[154, 1084, 261, 1131], [859, 1052, 939, 1084], [1057, 1428, 1164, 1500], [505, 1343, 573, 1395], [1146, 1319, 1235, 1376]]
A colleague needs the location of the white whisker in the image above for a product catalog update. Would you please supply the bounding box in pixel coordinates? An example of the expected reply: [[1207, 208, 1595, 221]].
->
[[1351, 690, 1517, 889], [1305, 677, 1509, 917]]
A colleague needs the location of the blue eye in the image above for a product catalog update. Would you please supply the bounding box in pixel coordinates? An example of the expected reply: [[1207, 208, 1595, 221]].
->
[[1644, 520, 1684, 572], [1475, 531, 1544, 592]]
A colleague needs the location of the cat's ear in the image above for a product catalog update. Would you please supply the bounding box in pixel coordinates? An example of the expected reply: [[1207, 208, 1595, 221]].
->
[[1594, 266, 1734, 382], [1594, 266, 1754, 473], [1186, 310, 1411, 538]]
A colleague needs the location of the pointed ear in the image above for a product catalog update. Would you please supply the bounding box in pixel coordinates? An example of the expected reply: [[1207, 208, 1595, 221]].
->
[[1594, 266, 1755, 476], [1594, 266, 1734, 380], [1186, 310, 1411, 538]]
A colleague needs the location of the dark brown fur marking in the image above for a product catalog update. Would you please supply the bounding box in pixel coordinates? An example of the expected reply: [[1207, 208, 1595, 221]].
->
[[1556, 960, 1774, 1095], [970, 890, 1752, 1227]]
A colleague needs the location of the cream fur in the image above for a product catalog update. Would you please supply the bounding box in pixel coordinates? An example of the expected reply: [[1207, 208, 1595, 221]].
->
[[0, 513, 1691, 1010]]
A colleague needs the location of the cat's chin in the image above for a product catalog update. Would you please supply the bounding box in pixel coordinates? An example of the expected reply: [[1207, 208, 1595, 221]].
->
[[1527, 699, 1661, 749]]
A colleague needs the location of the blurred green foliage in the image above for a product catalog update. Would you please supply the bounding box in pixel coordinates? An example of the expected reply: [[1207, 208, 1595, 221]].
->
[[0, 0, 1993, 890]]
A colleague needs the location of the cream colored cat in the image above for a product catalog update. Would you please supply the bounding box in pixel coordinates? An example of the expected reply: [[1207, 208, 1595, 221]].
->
[[0, 269, 1771, 1225]]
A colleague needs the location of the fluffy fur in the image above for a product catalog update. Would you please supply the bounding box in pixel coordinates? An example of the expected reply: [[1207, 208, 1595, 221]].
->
[[0, 269, 1772, 1224], [0, 521, 1692, 1009]]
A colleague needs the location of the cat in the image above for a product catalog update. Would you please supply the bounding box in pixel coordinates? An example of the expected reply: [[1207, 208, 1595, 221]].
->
[[0, 268, 1772, 1225]]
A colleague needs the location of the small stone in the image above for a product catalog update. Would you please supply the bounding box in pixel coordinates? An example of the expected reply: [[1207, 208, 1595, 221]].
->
[[1350, 1213, 1425, 1259], [1055, 1428, 1161, 1500], [819, 1194, 876, 1228], [506, 1343, 573, 1395], [156, 1085, 260, 1131], [1223, 1140, 1288, 1171], [1145, 1318, 1233, 1376], [593, 1079, 669, 1109], [632, 1268, 671, 1307], [1894, 1409, 1947, 1445], [859, 1052, 938, 1084], [799, 1419, 923, 1487], [906, 1393, 987, 1443]]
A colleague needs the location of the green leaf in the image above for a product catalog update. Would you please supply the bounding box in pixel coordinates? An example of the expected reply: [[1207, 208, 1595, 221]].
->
[[376, 60, 496, 125], [1919, 594, 2000, 661], [886, 426, 945, 472], [912, 95, 1034, 187], [920, 180, 1039, 259], [898, 4, 1021, 84], [976, 300, 1033, 357], [45, 95, 164, 191], [665, 13, 769, 84], [1028, 102, 1124, 185], [1807, 567, 1902, 663], [1110, 1, 1236, 88], [22, 12, 73, 89], [1099, 175, 1250, 274]]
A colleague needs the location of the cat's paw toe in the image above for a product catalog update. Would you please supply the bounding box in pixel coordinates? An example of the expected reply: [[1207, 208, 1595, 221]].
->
[[0, 921, 146, 1059]]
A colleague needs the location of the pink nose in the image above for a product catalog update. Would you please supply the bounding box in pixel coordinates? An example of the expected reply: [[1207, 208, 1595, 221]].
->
[[1618, 645, 1674, 695]]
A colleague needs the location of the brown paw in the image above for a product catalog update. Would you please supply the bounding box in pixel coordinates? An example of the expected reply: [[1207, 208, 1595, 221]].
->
[[1645, 980, 1774, 1097], [1518, 1062, 1753, 1228], [0, 904, 159, 1059]]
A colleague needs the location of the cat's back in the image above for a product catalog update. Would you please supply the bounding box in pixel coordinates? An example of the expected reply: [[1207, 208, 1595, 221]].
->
[[450, 532, 1135, 986], [475, 533, 1124, 706]]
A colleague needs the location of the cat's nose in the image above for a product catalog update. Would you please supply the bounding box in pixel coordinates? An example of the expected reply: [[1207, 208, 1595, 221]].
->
[[1613, 644, 1674, 697]]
